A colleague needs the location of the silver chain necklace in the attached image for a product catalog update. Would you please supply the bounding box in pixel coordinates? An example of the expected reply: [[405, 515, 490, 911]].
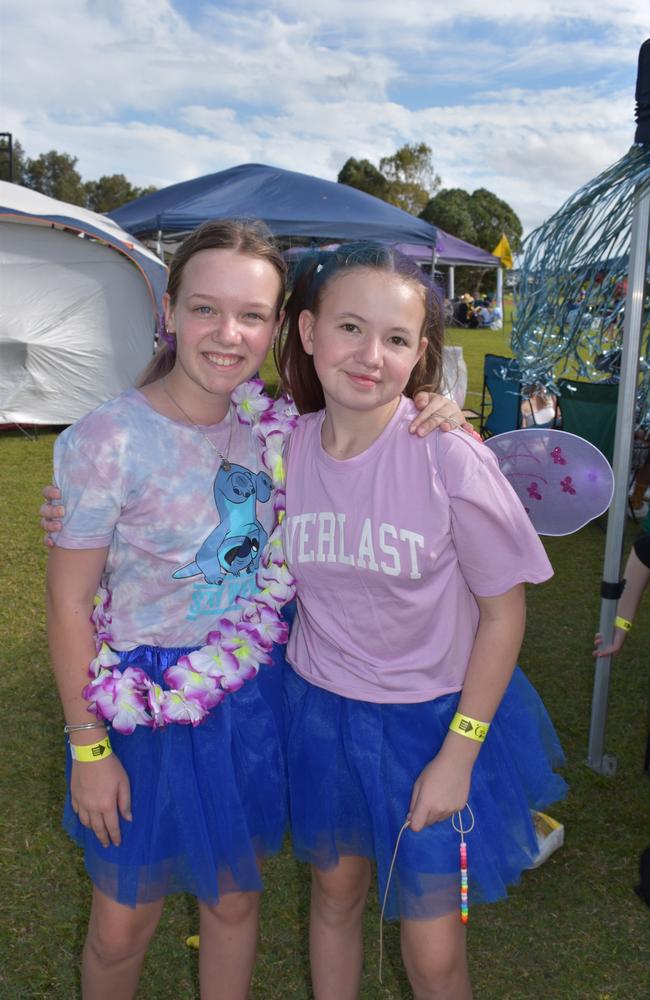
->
[[161, 379, 233, 470]]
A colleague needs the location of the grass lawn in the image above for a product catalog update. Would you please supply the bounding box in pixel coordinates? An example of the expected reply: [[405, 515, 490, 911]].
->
[[1, 328, 649, 998]]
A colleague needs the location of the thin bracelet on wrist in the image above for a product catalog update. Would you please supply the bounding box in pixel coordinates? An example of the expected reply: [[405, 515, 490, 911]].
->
[[63, 721, 107, 735]]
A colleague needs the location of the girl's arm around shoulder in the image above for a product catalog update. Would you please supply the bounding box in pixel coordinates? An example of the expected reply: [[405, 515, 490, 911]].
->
[[410, 390, 480, 438], [408, 584, 526, 832], [47, 545, 132, 848]]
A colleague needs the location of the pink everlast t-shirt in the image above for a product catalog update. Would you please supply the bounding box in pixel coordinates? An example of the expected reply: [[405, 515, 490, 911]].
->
[[283, 396, 553, 703]]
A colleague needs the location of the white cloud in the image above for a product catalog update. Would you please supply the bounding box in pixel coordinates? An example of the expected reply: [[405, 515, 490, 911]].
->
[[3, 0, 647, 232]]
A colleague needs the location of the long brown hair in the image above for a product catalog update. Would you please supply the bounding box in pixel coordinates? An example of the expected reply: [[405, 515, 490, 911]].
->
[[275, 243, 444, 414], [138, 219, 287, 387]]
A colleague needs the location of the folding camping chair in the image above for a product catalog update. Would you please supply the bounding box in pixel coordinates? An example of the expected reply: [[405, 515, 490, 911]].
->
[[558, 378, 650, 524], [479, 354, 522, 438], [555, 378, 618, 465]]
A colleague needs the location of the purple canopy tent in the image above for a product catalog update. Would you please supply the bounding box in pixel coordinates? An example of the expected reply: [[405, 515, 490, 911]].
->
[[286, 231, 498, 282], [395, 234, 500, 306], [396, 232, 499, 269]]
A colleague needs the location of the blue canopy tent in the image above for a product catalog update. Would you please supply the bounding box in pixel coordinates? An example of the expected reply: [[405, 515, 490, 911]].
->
[[109, 162, 440, 247]]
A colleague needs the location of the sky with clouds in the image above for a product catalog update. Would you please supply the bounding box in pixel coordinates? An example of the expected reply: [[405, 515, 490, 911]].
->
[[2, 0, 648, 234]]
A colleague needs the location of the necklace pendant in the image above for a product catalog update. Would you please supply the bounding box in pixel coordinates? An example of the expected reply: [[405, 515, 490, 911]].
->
[[221, 459, 231, 471]]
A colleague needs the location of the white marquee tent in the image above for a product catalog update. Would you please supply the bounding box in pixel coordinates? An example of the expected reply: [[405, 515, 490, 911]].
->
[[0, 182, 167, 427]]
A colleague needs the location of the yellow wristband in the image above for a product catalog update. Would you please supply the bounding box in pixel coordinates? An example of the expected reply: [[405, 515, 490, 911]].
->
[[614, 616, 633, 632], [69, 736, 112, 762], [449, 713, 490, 742]]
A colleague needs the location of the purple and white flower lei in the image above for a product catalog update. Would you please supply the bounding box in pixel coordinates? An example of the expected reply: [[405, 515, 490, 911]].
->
[[83, 379, 298, 734]]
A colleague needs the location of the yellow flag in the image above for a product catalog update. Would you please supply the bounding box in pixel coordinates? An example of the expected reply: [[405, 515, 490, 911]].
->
[[492, 234, 513, 269]]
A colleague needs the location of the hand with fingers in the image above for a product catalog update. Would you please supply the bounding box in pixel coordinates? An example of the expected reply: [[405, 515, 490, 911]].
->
[[70, 752, 132, 848], [593, 629, 628, 659], [411, 390, 481, 439], [593, 540, 649, 659], [407, 753, 472, 833], [41, 483, 63, 547]]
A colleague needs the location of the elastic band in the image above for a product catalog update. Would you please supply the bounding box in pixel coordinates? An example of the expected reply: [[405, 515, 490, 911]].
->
[[451, 803, 476, 838], [601, 579, 625, 600], [378, 819, 410, 984]]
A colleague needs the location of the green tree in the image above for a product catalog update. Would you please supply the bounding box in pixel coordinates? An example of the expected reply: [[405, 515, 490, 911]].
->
[[420, 186, 523, 297], [419, 188, 476, 244], [0, 136, 27, 184], [84, 174, 157, 213], [23, 150, 86, 205], [379, 142, 440, 215], [468, 187, 522, 254], [337, 157, 390, 201], [338, 143, 441, 216], [420, 186, 522, 254]]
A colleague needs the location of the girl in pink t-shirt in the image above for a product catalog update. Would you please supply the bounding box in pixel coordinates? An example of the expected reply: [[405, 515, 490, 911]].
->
[[277, 244, 567, 999]]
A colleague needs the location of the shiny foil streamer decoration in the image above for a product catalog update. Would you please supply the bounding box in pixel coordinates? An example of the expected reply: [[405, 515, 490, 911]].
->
[[511, 143, 650, 430]]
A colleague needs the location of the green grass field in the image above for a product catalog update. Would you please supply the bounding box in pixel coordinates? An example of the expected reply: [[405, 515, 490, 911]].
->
[[1, 326, 649, 999]]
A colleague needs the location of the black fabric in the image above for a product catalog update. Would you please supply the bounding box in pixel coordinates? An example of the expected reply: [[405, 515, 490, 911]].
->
[[633, 533, 650, 569], [635, 39, 650, 144], [601, 579, 626, 600]]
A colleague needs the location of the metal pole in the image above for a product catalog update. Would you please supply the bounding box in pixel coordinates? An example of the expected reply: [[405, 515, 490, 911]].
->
[[587, 177, 650, 774], [448, 265, 455, 300], [496, 267, 504, 318]]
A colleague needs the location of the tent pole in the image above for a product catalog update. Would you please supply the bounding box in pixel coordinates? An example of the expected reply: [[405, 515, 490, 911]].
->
[[156, 229, 163, 259], [587, 177, 650, 775], [448, 265, 455, 300], [496, 266, 504, 317]]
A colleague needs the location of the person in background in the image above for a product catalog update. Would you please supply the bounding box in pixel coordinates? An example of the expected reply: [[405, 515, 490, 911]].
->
[[475, 300, 493, 328], [593, 532, 650, 908], [520, 383, 558, 428], [594, 534, 650, 658]]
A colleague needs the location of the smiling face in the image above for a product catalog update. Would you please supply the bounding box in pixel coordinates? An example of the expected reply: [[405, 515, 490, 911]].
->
[[164, 247, 283, 410], [298, 267, 427, 421]]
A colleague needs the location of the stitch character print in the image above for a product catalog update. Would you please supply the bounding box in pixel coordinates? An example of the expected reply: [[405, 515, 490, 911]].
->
[[173, 462, 273, 585]]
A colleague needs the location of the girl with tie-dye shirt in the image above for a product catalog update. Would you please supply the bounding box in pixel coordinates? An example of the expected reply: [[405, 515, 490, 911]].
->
[[45, 220, 464, 1000]]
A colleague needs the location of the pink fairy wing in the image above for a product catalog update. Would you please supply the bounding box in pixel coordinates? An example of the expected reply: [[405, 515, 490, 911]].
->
[[484, 428, 614, 536]]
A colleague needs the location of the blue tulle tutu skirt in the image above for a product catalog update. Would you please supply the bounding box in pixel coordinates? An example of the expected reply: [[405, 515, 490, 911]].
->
[[64, 643, 288, 907], [284, 666, 567, 922]]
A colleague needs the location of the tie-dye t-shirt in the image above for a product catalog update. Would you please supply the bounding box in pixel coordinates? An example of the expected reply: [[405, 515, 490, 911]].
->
[[53, 389, 277, 649]]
